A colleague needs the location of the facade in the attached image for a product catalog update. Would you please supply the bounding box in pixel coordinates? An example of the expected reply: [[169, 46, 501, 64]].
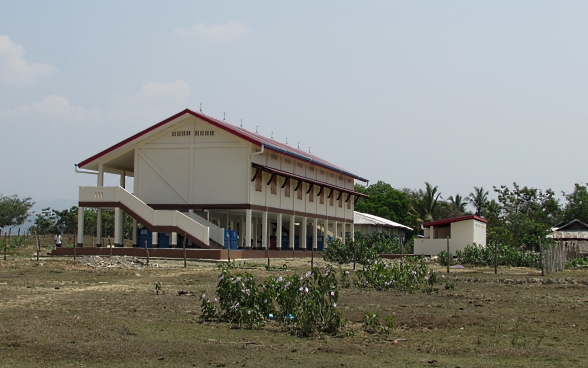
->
[[75, 109, 368, 251], [353, 211, 412, 238], [413, 215, 487, 255]]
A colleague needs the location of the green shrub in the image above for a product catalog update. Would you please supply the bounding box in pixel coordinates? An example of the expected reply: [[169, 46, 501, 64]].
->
[[354, 258, 439, 293], [441, 243, 540, 268], [322, 233, 403, 265]]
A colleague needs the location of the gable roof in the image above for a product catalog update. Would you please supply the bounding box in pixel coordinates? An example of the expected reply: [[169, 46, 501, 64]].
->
[[354, 211, 412, 230], [554, 219, 588, 232], [423, 215, 487, 228], [78, 109, 368, 182]]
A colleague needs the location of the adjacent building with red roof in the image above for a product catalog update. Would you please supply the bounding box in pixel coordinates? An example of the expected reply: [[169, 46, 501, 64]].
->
[[414, 215, 487, 255]]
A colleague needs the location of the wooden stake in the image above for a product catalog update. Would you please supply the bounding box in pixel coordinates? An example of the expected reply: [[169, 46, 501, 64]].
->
[[4, 228, 11, 260], [73, 233, 77, 260], [183, 233, 187, 268], [35, 231, 40, 262], [538, 236, 544, 276], [446, 236, 450, 273], [226, 232, 231, 263], [494, 240, 498, 275], [145, 240, 149, 265]]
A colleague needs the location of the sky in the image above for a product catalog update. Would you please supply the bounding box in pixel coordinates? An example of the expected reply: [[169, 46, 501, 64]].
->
[[1, 1, 588, 215]]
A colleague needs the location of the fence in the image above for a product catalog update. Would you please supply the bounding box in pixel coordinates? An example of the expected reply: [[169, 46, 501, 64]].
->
[[544, 241, 567, 274]]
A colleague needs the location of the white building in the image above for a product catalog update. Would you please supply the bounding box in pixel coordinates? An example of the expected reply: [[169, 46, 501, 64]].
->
[[75, 109, 369, 251], [413, 215, 487, 255], [353, 211, 412, 238]]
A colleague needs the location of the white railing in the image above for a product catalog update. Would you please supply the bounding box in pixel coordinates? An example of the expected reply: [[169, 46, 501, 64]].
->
[[79, 186, 210, 246]]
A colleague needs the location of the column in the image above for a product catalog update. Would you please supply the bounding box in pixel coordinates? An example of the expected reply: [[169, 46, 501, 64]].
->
[[96, 164, 104, 247], [77, 206, 84, 247], [132, 219, 137, 246], [152, 232, 158, 248], [289, 214, 295, 250], [114, 208, 123, 246], [342, 223, 346, 245], [313, 218, 318, 250], [246, 209, 252, 249], [276, 213, 282, 250], [324, 219, 329, 249], [351, 222, 355, 243], [254, 216, 259, 248], [171, 232, 177, 248], [240, 215, 245, 248], [301, 216, 307, 251], [334, 221, 338, 242], [261, 211, 268, 249]]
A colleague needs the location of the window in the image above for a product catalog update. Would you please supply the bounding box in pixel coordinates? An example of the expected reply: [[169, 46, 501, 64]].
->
[[329, 191, 334, 206], [172, 130, 191, 137], [319, 188, 324, 204], [308, 185, 314, 202], [195, 130, 214, 136], [255, 173, 262, 192], [284, 179, 290, 197], [270, 154, 278, 160], [270, 175, 277, 195], [297, 182, 303, 200]]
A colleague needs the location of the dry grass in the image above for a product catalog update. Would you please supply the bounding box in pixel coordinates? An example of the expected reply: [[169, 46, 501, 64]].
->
[[1, 241, 588, 367]]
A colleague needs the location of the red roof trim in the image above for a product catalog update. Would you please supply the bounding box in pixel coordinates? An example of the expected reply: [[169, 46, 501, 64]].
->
[[423, 215, 488, 227], [78, 109, 367, 181]]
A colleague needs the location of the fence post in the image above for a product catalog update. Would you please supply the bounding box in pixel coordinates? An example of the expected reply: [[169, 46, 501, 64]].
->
[[446, 236, 450, 273], [35, 231, 40, 262], [73, 234, 77, 260], [494, 240, 498, 275], [184, 233, 187, 268], [539, 237, 544, 276], [4, 228, 11, 260], [400, 237, 404, 272], [145, 240, 149, 265], [226, 232, 230, 264], [353, 239, 357, 271]]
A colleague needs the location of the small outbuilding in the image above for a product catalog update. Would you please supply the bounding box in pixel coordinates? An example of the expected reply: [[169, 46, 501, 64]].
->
[[547, 219, 588, 257], [413, 215, 487, 256], [353, 211, 412, 238]]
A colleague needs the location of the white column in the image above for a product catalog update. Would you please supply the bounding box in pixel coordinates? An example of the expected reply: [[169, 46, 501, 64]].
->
[[261, 211, 268, 249], [132, 219, 137, 246], [254, 216, 259, 248], [324, 219, 329, 248], [152, 232, 158, 247], [342, 223, 346, 245], [171, 232, 177, 248], [240, 215, 245, 248], [313, 218, 318, 250], [96, 164, 104, 246], [301, 216, 307, 250], [351, 222, 355, 243], [246, 209, 252, 249], [334, 221, 338, 241], [289, 214, 295, 250], [114, 208, 123, 246], [96, 209, 103, 246], [276, 213, 282, 250], [77, 206, 84, 246]]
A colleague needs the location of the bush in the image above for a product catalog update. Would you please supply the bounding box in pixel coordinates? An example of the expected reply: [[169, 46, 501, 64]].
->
[[440, 243, 540, 268], [354, 258, 439, 293], [322, 233, 403, 265], [200, 265, 344, 336], [566, 257, 588, 269]]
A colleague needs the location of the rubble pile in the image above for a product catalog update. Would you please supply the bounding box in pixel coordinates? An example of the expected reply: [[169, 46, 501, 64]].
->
[[75, 255, 159, 269]]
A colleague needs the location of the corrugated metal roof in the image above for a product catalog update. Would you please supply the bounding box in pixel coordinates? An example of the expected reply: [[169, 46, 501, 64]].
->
[[422, 215, 487, 228], [354, 211, 412, 230], [78, 109, 368, 182]]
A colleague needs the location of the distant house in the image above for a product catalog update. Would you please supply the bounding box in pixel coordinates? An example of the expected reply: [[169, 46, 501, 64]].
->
[[547, 219, 588, 256], [353, 211, 412, 238], [413, 215, 487, 256]]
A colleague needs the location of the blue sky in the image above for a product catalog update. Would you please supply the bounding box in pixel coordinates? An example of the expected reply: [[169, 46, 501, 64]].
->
[[1, 1, 588, 213]]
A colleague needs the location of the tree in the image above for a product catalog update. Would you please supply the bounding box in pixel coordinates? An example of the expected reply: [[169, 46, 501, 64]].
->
[[562, 183, 588, 224], [0, 194, 34, 229], [354, 181, 413, 227], [447, 194, 470, 217], [411, 182, 443, 223], [468, 186, 489, 216]]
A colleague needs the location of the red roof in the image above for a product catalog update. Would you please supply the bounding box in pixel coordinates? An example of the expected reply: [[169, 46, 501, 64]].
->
[[78, 109, 367, 182], [423, 215, 488, 227]]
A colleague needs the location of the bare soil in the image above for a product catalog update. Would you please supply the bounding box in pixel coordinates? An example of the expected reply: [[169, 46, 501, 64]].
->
[[1, 243, 587, 367]]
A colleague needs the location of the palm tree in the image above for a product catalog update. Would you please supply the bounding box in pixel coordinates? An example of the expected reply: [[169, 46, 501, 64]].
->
[[411, 182, 442, 222], [448, 194, 469, 215], [469, 186, 489, 216]]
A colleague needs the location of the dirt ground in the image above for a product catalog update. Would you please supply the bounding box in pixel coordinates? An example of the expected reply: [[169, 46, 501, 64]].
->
[[1, 249, 587, 367]]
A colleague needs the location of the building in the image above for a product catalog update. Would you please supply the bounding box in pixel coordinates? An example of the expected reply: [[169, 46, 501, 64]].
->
[[547, 219, 588, 257], [353, 211, 412, 238], [74, 108, 369, 252], [413, 215, 487, 255]]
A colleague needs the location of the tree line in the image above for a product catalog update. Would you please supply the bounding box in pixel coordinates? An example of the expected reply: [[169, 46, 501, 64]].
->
[[354, 181, 588, 250]]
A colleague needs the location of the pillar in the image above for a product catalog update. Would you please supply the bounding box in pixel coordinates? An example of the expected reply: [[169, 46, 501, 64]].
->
[[342, 223, 346, 245], [289, 214, 295, 250], [96, 209, 103, 247], [254, 216, 259, 248], [301, 216, 307, 250], [240, 215, 245, 248], [313, 218, 318, 250], [171, 232, 177, 248], [152, 232, 158, 248], [132, 219, 137, 246], [77, 206, 84, 247], [114, 208, 123, 246], [276, 213, 282, 250], [351, 222, 355, 243], [334, 221, 338, 241], [261, 211, 268, 249], [324, 219, 329, 248], [246, 209, 252, 250]]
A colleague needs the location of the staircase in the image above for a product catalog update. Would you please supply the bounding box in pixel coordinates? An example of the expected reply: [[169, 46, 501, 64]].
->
[[79, 186, 223, 249]]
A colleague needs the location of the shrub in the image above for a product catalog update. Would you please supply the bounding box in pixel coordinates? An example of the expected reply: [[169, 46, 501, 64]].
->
[[322, 233, 403, 265], [446, 243, 540, 268], [354, 258, 439, 293], [200, 265, 344, 336]]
